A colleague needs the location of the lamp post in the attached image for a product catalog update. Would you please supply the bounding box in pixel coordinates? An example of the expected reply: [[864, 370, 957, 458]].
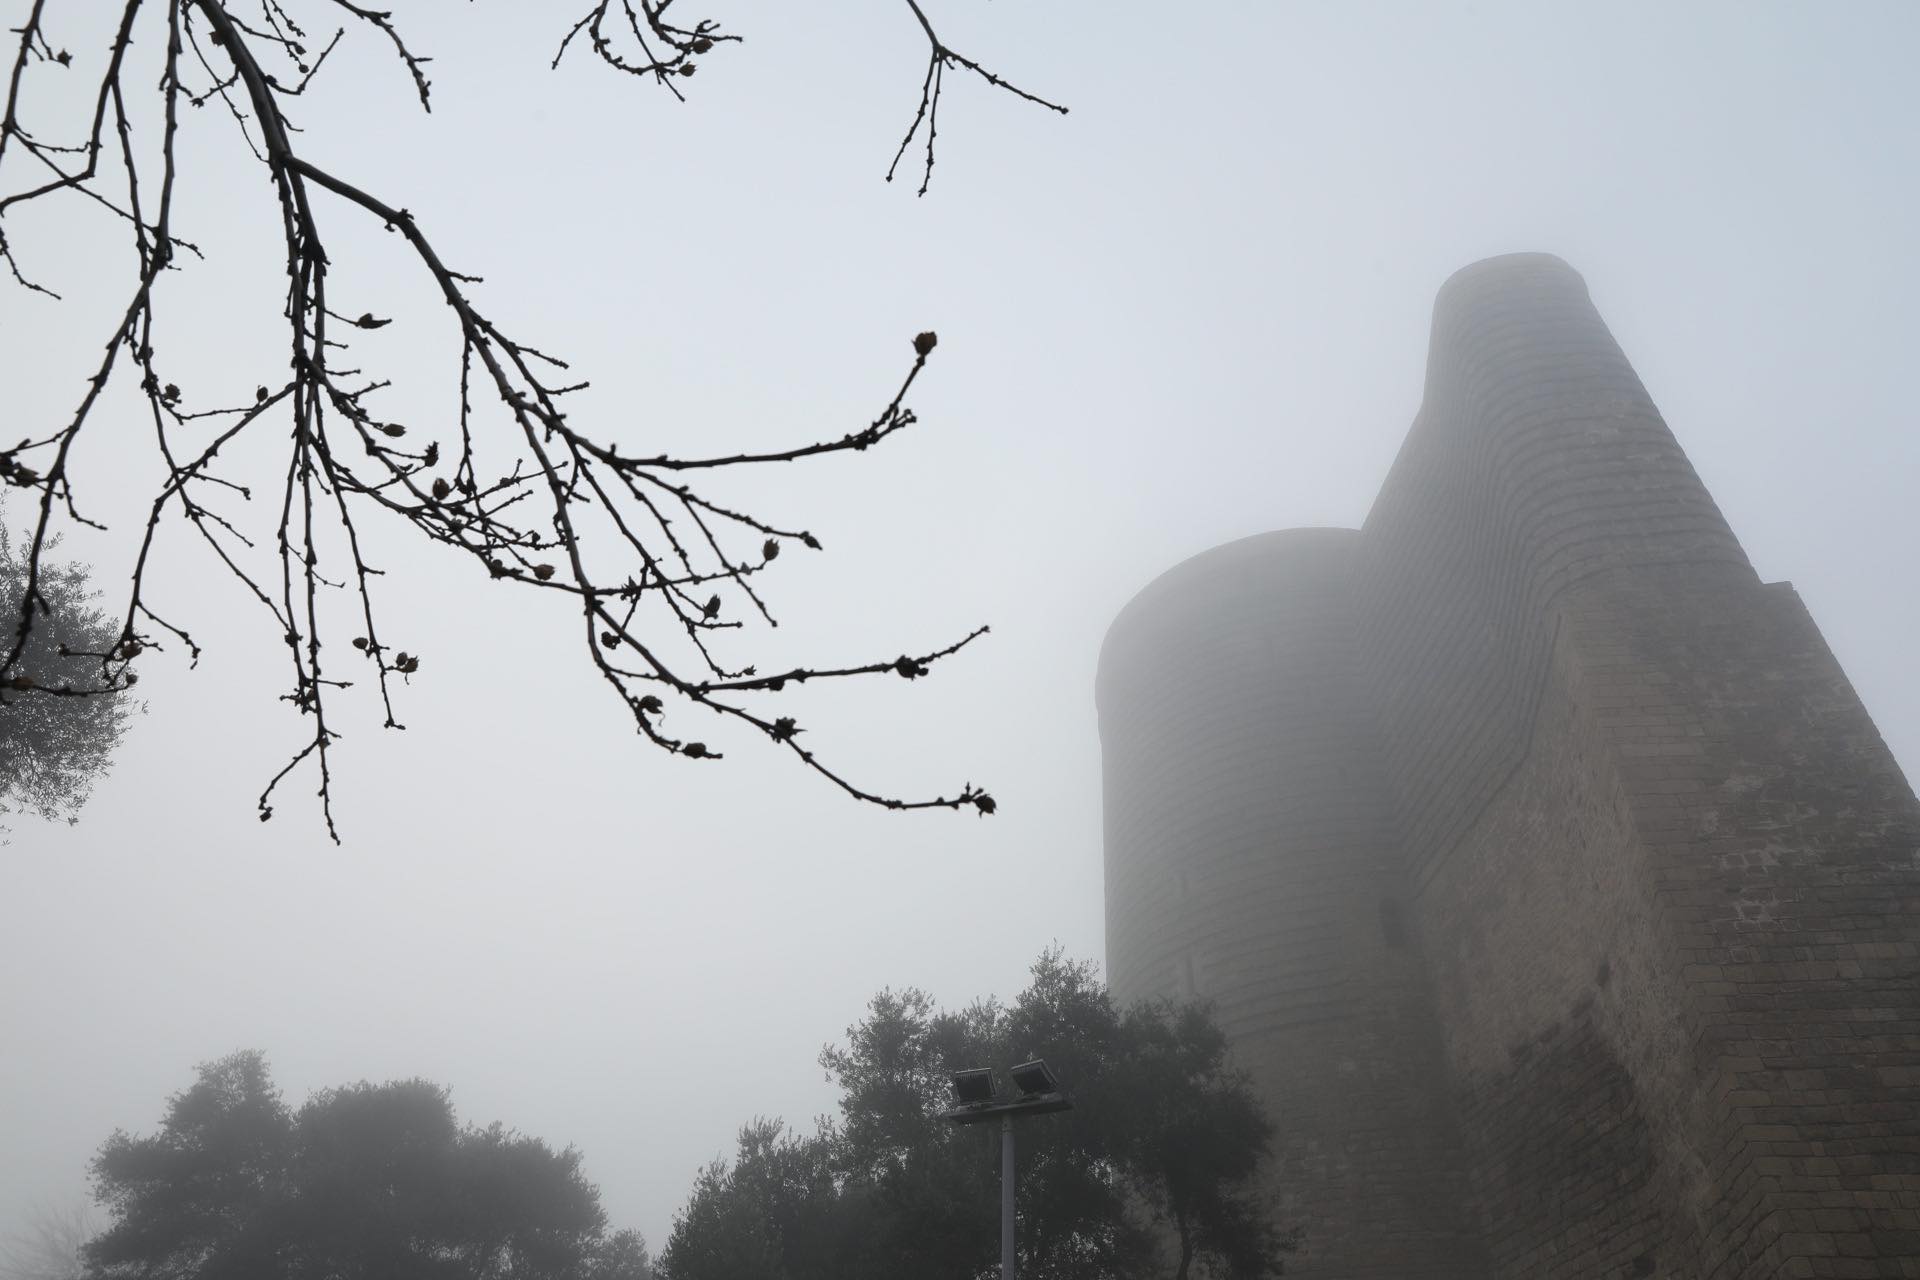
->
[[941, 1058, 1074, 1280]]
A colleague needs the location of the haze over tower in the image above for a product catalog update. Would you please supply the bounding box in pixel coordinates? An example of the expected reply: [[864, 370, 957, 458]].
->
[[1098, 255, 1920, 1278]]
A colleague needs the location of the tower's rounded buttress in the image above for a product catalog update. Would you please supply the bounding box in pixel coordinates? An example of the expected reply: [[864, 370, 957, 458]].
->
[[1098, 528, 1379, 1017], [1097, 527, 1487, 1277]]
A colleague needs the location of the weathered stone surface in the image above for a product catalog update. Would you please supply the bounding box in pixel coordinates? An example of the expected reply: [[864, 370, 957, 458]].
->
[[1098, 254, 1920, 1278]]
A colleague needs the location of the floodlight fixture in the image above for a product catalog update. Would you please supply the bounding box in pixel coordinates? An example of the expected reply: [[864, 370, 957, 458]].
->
[[940, 1059, 1074, 1280], [1010, 1059, 1059, 1097], [950, 1067, 997, 1106]]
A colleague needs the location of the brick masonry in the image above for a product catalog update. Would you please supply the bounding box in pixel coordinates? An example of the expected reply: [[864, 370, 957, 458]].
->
[[1097, 254, 1920, 1278]]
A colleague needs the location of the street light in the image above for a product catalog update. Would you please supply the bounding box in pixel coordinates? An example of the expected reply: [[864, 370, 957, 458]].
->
[[941, 1058, 1074, 1280], [950, 1067, 997, 1105]]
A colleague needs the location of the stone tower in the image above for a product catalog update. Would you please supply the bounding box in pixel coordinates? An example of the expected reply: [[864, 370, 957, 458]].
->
[[1098, 255, 1920, 1278]]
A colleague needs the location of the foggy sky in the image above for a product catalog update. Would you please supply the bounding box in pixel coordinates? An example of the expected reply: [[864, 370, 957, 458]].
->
[[3, 1, 1915, 1253]]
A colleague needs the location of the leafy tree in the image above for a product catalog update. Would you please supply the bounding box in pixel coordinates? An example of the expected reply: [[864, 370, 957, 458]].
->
[[659, 952, 1292, 1280], [84, 1051, 652, 1280], [0, 3, 1058, 837], [656, 1120, 858, 1280], [1111, 1004, 1294, 1280], [0, 524, 134, 829]]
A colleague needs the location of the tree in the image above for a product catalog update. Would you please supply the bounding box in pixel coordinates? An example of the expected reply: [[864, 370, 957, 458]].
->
[[1110, 1004, 1296, 1280], [0, 522, 134, 828], [84, 1050, 652, 1280], [0, 4, 1063, 836], [0, 1201, 94, 1280], [656, 1119, 857, 1280], [658, 952, 1293, 1280]]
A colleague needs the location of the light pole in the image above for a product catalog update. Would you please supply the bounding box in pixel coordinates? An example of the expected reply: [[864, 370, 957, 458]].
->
[[941, 1059, 1073, 1280]]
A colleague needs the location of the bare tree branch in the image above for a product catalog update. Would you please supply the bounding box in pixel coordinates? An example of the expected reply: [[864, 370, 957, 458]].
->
[[889, 0, 1068, 195], [0, 2, 1055, 838]]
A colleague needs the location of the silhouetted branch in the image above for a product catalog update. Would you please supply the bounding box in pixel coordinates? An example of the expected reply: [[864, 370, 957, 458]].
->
[[0, 1, 1036, 838], [888, 0, 1068, 195], [553, 0, 1067, 194], [552, 0, 737, 101]]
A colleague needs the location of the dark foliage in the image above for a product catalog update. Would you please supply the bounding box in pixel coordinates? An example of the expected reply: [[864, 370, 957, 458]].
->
[[658, 952, 1293, 1280], [0, 3, 1062, 837], [0, 524, 133, 828], [85, 1051, 651, 1280]]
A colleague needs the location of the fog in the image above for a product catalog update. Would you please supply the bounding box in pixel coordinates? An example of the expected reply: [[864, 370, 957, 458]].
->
[[2, 0, 1914, 1254]]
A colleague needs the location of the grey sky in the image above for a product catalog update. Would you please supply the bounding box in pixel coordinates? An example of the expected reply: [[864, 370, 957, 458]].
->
[[2, 0, 1914, 1252]]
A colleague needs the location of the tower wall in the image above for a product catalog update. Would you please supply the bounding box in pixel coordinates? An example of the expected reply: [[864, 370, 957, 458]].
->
[[1099, 255, 1920, 1278], [1099, 530, 1487, 1276]]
